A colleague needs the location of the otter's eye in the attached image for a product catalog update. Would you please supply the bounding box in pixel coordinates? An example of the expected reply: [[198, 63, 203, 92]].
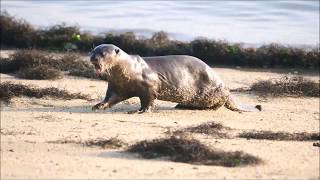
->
[[115, 49, 120, 54], [90, 58, 95, 62]]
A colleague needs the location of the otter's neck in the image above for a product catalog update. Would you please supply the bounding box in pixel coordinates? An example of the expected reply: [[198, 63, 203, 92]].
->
[[105, 54, 136, 83], [118, 52, 132, 61]]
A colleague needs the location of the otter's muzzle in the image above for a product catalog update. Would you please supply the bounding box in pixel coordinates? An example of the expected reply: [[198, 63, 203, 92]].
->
[[91, 62, 102, 73]]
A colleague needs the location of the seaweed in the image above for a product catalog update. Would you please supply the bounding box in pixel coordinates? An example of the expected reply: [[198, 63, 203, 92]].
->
[[127, 136, 262, 167], [0, 82, 91, 102]]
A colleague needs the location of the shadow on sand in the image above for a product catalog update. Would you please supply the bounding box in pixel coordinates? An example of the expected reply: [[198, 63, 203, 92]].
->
[[3, 103, 177, 114]]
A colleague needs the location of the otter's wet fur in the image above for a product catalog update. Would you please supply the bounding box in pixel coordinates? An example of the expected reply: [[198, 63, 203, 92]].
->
[[90, 44, 261, 113]]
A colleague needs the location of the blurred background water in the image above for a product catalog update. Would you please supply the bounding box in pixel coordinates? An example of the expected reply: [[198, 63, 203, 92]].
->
[[1, 0, 319, 46]]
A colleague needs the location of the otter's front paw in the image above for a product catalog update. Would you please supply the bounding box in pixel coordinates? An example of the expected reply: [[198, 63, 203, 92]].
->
[[92, 103, 105, 111]]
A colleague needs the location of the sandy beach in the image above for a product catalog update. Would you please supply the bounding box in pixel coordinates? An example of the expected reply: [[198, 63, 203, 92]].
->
[[1, 0, 319, 178], [1, 50, 319, 179]]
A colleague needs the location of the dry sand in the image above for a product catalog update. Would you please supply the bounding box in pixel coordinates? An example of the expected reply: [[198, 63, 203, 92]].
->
[[1, 55, 319, 179]]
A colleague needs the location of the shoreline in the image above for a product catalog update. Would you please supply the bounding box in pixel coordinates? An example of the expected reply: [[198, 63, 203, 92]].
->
[[2, 1, 319, 45]]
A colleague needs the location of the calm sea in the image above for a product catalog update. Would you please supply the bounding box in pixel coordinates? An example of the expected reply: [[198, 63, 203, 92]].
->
[[1, 0, 319, 46]]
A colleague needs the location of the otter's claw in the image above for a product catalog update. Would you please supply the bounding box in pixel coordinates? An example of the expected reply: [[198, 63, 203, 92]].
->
[[127, 107, 152, 114], [92, 103, 105, 111]]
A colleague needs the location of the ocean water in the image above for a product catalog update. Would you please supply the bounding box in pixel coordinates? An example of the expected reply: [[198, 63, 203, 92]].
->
[[1, 0, 319, 46]]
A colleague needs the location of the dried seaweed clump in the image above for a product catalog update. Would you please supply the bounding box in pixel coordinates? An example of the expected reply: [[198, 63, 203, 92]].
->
[[16, 65, 63, 80], [250, 76, 319, 97], [84, 138, 126, 149], [56, 52, 92, 71], [48, 137, 126, 149], [175, 122, 230, 138], [0, 81, 91, 102], [6, 49, 56, 72], [238, 131, 320, 141], [127, 136, 262, 167], [1, 50, 92, 75], [68, 68, 98, 79], [0, 57, 16, 73]]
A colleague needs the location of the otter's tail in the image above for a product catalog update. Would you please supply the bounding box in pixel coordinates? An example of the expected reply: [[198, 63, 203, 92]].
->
[[224, 95, 261, 112]]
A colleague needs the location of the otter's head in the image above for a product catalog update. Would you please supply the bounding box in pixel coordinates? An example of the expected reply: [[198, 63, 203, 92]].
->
[[89, 44, 121, 73]]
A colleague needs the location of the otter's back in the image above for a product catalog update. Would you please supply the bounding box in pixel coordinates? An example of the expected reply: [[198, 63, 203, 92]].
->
[[143, 55, 223, 86]]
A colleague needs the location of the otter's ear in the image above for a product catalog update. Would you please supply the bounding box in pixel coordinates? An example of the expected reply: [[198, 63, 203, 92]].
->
[[115, 48, 120, 55]]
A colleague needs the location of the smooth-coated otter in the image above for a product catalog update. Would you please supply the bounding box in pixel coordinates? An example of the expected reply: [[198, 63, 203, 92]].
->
[[90, 44, 261, 113]]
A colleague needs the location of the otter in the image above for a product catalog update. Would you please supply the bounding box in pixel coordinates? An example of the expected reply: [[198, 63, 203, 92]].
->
[[90, 44, 261, 113]]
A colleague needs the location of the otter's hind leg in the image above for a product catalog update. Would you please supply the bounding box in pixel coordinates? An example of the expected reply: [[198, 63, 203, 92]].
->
[[131, 87, 157, 113]]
